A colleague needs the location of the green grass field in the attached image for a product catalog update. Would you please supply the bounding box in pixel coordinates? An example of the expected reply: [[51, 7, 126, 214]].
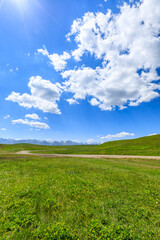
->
[[0, 154, 160, 239], [1, 134, 160, 156]]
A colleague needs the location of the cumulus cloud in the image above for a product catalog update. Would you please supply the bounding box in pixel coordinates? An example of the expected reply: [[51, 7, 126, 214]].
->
[[148, 133, 157, 136], [4, 115, 10, 119], [1, 128, 7, 131], [6, 76, 62, 114], [38, 49, 70, 71], [101, 132, 135, 140], [66, 98, 79, 105], [89, 98, 100, 106], [64, 0, 160, 110], [12, 119, 49, 129], [86, 138, 96, 144], [6, 0, 160, 114], [25, 113, 40, 120]]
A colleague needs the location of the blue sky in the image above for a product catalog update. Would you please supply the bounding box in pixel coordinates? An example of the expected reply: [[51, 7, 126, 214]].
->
[[0, 0, 160, 143]]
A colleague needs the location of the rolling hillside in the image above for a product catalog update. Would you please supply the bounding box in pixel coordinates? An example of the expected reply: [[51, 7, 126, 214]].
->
[[98, 134, 160, 156], [1, 134, 160, 156]]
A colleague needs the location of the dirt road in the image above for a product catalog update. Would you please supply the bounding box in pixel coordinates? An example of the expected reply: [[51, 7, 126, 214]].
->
[[16, 151, 160, 160]]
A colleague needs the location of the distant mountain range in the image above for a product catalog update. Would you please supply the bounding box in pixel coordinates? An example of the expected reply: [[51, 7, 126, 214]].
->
[[0, 138, 98, 146]]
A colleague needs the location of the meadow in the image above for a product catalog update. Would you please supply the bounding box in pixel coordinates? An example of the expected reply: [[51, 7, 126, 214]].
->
[[1, 134, 160, 156], [0, 154, 160, 239]]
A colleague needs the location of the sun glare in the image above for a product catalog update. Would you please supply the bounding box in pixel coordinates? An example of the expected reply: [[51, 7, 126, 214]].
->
[[9, 0, 31, 16], [14, 0, 25, 4], [10, 0, 28, 8]]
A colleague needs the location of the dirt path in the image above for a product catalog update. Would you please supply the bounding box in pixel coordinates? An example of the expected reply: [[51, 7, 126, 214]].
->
[[16, 151, 160, 160]]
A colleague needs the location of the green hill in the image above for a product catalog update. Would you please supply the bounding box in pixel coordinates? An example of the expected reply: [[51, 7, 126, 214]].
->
[[98, 134, 160, 156], [1, 134, 160, 156]]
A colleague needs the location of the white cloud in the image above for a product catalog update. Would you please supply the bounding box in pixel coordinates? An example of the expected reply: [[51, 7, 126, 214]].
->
[[62, 66, 97, 100], [148, 133, 157, 136], [6, 76, 62, 114], [64, 0, 160, 110], [4, 115, 10, 119], [38, 49, 70, 71], [86, 138, 95, 144], [66, 98, 79, 105], [12, 119, 49, 129], [1, 128, 7, 131], [101, 132, 135, 140], [25, 113, 40, 120], [38, 49, 48, 56], [89, 98, 100, 106], [6, 0, 160, 114]]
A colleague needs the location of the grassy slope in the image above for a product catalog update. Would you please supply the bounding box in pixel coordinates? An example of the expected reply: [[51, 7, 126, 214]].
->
[[98, 134, 160, 156], [0, 143, 96, 154], [1, 134, 160, 156], [0, 154, 160, 239]]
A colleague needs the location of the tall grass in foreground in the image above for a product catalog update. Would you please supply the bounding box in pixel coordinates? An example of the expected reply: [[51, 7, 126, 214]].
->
[[0, 155, 160, 239]]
